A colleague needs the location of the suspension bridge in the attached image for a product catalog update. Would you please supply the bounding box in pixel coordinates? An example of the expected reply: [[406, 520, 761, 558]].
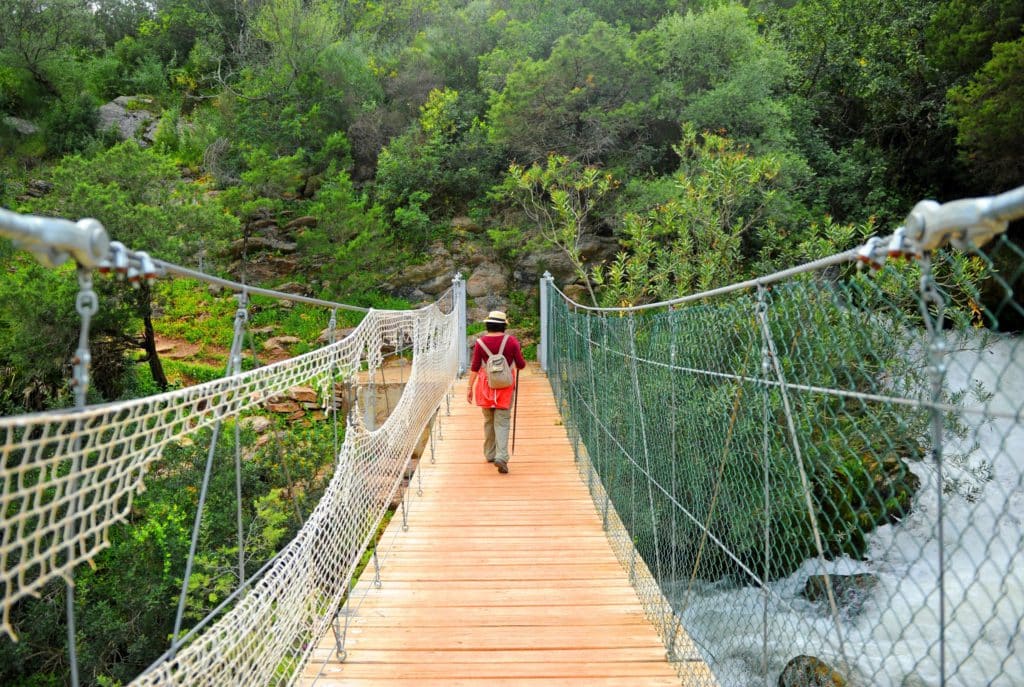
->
[[1, 185, 1024, 686]]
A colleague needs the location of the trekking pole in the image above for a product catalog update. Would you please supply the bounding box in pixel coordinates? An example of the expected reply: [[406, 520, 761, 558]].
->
[[511, 369, 519, 456]]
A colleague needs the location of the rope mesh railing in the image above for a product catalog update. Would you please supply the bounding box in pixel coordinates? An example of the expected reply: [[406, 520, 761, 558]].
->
[[0, 208, 466, 685], [542, 187, 1024, 686], [134, 299, 460, 685]]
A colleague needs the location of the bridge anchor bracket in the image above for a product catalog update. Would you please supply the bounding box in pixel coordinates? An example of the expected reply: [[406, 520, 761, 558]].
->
[[330, 606, 351, 662]]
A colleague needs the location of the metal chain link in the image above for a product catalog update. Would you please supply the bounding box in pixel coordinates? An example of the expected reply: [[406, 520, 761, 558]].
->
[[64, 266, 98, 687]]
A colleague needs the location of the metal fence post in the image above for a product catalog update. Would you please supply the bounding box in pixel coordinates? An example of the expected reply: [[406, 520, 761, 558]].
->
[[540, 271, 552, 372], [452, 273, 467, 375]]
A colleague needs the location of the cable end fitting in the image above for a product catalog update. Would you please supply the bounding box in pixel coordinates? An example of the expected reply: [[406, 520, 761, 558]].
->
[[856, 237, 886, 270]]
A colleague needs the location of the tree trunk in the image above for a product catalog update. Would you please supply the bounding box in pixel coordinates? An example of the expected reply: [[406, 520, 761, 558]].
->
[[143, 313, 168, 391], [139, 285, 168, 391]]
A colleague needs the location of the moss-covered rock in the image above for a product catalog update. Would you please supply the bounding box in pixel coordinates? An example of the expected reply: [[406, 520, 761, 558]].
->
[[802, 573, 879, 617], [778, 655, 846, 687]]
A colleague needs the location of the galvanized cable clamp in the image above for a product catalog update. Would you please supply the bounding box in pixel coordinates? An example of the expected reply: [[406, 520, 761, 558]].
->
[[97, 242, 163, 286], [856, 184, 1024, 270], [0, 210, 110, 269]]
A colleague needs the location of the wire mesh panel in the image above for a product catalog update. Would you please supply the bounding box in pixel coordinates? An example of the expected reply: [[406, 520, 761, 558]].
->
[[545, 231, 1024, 686]]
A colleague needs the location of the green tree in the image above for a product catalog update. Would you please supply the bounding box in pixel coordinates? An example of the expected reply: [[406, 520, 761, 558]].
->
[[498, 154, 619, 306], [376, 88, 502, 226], [0, 424, 323, 684], [775, 0, 959, 209], [594, 126, 784, 306], [947, 37, 1024, 191], [16, 142, 237, 398], [421, 1, 503, 94], [0, 0, 99, 98], [0, 255, 132, 411], [477, 4, 600, 93], [92, 0, 154, 45], [347, 0, 447, 43], [926, 0, 1024, 78], [487, 21, 646, 165], [299, 169, 397, 298], [223, 0, 345, 154], [637, 5, 796, 157]]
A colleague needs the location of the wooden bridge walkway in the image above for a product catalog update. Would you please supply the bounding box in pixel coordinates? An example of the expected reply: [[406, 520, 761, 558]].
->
[[302, 364, 712, 686]]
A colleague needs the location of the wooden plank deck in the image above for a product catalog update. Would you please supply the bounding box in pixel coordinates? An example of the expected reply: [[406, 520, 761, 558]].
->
[[302, 363, 710, 686]]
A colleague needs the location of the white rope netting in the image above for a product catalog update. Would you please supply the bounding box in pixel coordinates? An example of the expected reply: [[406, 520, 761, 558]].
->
[[1, 294, 458, 686]]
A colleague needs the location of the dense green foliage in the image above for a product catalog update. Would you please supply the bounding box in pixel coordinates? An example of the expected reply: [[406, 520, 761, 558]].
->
[[1, 0, 1021, 682]]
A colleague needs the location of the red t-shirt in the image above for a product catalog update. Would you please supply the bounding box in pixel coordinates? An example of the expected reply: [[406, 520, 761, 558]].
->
[[471, 333, 526, 409], [470, 333, 527, 372]]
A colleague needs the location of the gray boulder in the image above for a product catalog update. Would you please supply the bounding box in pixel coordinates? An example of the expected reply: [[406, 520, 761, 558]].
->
[[802, 573, 878, 618], [3, 116, 38, 136], [515, 248, 577, 284], [98, 96, 159, 145], [778, 655, 846, 687], [466, 262, 510, 299]]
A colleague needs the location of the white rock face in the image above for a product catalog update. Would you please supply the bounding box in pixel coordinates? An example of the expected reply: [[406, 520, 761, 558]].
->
[[97, 96, 159, 144], [3, 116, 38, 135]]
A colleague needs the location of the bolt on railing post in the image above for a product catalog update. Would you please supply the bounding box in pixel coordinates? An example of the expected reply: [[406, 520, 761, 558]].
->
[[539, 271, 552, 372]]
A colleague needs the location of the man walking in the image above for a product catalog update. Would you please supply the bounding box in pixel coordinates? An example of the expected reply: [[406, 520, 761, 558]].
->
[[466, 311, 527, 474]]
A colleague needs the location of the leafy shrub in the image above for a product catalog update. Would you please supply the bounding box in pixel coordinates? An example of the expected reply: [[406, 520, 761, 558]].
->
[[82, 53, 125, 100], [127, 55, 168, 95], [152, 106, 181, 153], [42, 92, 100, 155]]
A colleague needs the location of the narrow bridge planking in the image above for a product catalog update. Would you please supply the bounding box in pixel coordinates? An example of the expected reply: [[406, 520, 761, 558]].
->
[[301, 363, 714, 686]]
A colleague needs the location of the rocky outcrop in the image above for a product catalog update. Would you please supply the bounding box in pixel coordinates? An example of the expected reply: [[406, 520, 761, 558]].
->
[[15, 179, 53, 202], [3, 116, 38, 136], [274, 282, 308, 296], [514, 248, 577, 285], [466, 261, 510, 298], [257, 385, 333, 430], [98, 96, 159, 145], [229, 255, 299, 284], [562, 284, 590, 304], [778, 655, 846, 687], [451, 216, 481, 233], [240, 416, 273, 434], [229, 236, 298, 257], [263, 336, 301, 356], [318, 326, 357, 344], [386, 242, 457, 295], [577, 233, 620, 264], [802, 573, 878, 617], [289, 386, 318, 403]]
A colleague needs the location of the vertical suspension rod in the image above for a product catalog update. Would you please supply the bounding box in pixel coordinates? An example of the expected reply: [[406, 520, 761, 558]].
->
[[171, 294, 250, 655]]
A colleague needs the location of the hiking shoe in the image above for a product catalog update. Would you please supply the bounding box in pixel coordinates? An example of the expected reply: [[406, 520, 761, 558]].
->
[[485, 456, 495, 463], [495, 460, 509, 474]]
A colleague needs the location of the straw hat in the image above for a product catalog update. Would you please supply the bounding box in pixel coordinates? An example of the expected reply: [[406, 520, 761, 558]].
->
[[483, 311, 508, 325]]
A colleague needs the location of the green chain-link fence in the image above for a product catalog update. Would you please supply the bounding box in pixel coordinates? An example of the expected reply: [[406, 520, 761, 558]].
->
[[542, 198, 1024, 686]]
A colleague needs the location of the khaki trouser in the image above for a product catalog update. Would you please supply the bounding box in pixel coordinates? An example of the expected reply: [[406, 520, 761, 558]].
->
[[482, 407, 511, 465]]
